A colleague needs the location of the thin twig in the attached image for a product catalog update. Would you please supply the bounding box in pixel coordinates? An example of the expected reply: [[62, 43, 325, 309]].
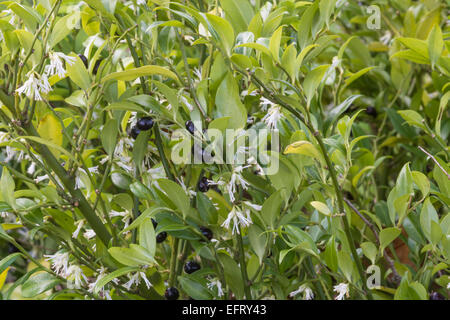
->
[[418, 146, 450, 179], [344, 198, 401, 284]]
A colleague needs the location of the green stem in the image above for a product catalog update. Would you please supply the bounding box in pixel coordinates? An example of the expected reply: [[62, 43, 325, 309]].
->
[[236, 227, 252, 299], [21, 122, 112, 247], [168, 237, 180, 287]]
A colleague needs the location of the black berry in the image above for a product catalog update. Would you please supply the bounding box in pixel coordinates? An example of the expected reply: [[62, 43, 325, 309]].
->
[[365, 106, 377, 117], [151, 218, 158, 229], [198, 177, 209, 193], [199, 226, 213, 241], [185, 120, 195, 135], [430, 292, 445, 300], [8, 243, 19, 254], [156, 231, 167, 243], [136, 117, 154, 131], [78, 54, 88, 68], [165, 287, 179, 300], [184, 261, 201, 274], [93, 59, 102, 75], [130, 126, 141, 139]]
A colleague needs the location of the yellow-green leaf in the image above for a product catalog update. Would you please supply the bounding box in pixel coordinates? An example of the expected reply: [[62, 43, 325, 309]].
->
[[102, 65, 177, 82], [310, 201, 331, 216]]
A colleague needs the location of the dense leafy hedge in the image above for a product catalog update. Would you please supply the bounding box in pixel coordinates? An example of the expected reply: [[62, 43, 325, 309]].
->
[[0, 0, 449, 300]]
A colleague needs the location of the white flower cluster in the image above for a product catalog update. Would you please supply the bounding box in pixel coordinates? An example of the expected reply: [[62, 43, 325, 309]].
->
[[15, 52, 75, 101]]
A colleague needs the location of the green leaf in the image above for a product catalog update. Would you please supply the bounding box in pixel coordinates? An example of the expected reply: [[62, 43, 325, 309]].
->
[[269, 26, 283, 63], [379, 227, 401, 254], [66, 54, 91, 90], [37, 114, 63, 158], [218, 252, 244, 299], [394, 275, 428, 300], [139, 218, 156, 257], [310, 201, 331, 216], [0, 168, 15, 210], [248, 224, 267, 263], [343, 67, 375, 88], [427, 24, 444, 69], [48, 13, 79, 48], [21, 272, 60, 298], [129, 181, 153, 201], [178, 276, 213, 300], [319, 0, 336, 28], [235, 42, 272, 57], [94, 266, 138, 294], [9, 3, 39, 31], [261, 189, 283, 228], [206, 13, 235, 54], [396, 38, 429, 59], [323, 236, 338, 272], [303, 65, 329, 107], [157, 179, 191, 218], [361, 242, 377, 265], [102, 65, 178, 82], [420, 198, 439, 243], [411, 171, 430, 200], [220, 0, 254, 34], [101, 119, 118, 156], [108, 244, 156, 267], [284, 140, 322, 162], [397, 110, 426, 131], [297, 2, 318, 50], [133, 130, 151, 167], [215, 72, 247, 129], [0, 253, 22, 274], [337, 250, 355, 282]]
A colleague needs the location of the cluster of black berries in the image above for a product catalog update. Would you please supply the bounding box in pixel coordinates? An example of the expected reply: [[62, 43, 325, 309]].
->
[[77, 54, 102, 75], [164, 261, 202, 300], [130, 117, 154, 140]]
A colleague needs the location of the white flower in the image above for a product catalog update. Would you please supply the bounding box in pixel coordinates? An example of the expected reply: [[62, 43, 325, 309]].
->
[[221, 206, 252, 235], [88, 267, 114, 299], [123, 271, 152, 290], [72, 220, 85, 239], [26, 161, 36, 175], [324, 56, 341, 85], [247, 156, 264, 175], [226, 166, 249, 203], [83, 229, 96, 240], [110, 210, 132, 232], [262, 105, 282, 129], [88, 166, 99, 174], [66, 265, 87, 288], [243, 201, 262, 211], [260, 96, 276, 111], [75, 171, 84, 190], [207, 279, 224, 297], [34, 174, 49, 183], [289, 284, 314, 300], [5, 146, 16, 162], [447, 283, 450, 290], [128, 112, 138, 127], [333, 283, 349, 300], [45, 52, 76, 78], [380, 31, 392, 45], [16, 73, 51, 101], [177, 177, 196, 197], [45, 251, 69, 277]]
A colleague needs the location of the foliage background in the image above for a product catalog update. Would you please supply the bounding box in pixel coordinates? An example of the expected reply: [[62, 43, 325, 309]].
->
[[0, 0, 448, 300]]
